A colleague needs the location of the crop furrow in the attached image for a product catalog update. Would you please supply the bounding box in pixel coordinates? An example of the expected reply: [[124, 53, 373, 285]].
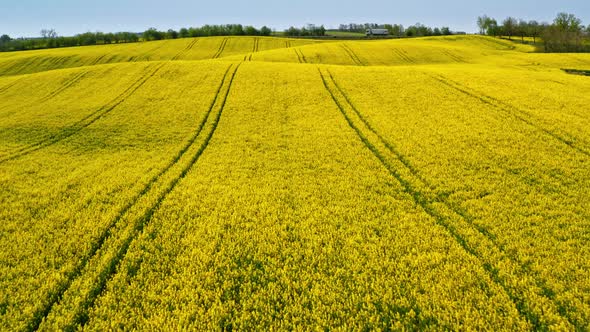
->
[[0, 77, 25, 94], [392, 49, 414, 64], [319, 68, 574, 330], [325, 69, 584, 328], [341, 44, 364, 66], [293, 49, 302, 63], [295, 49, 307, 63], [442, 49, 466, 63], [213, 38, 229, 59], [172, 39, 198, 60], [40, 71, 89, 102], [431, 73, 590, 157], [89, 54, 106, 66], [30, 64, 239, 331], [0, 63, 165, 164]]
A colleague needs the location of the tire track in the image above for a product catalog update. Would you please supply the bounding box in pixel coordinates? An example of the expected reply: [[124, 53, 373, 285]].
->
[[213, 38, 229, 59], [319, 67, 574, 330], [441, 49, 466, 63], [88, 54, 106, 66], [294, 49, 303, 63], [252, 37, 260, 53], [341, 44, 364, 66], [39, 70, 89, 102], [430, 73, 590, 158], [294, 48, 307, 63], [0, 76, 25, 95], [392, 48, 415, 64], [0, 63, 165, 165], [30, 64, 239, 331], [172, 38, 198, 61], [325, 69, 584, 326]]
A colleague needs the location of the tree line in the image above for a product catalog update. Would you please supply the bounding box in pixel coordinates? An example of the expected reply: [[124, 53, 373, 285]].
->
[[0, 24, 272, 52], [284, 25, 327, 37], [477, 13, 590, 52], [337, 23, 455, 37]]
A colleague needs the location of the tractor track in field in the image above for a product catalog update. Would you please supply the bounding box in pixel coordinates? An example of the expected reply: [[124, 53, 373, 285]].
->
[[89, 54, 106, 66], [294, 48, 307, 63], [319, 67, 577, 330], [0, 77, 26, 94], [0, 63, 165, 165], [0, 70, 89, 114], [28, 64, 240, 331], [324, 69, 585, 326], [392, 48, 415, 64], [441, 49, 466, 63], [430, 73, 590, 158], [213, 38, 229, 59], [40, 70, 89, 102], [172, 39, 199, 61], [253, 37, 260, 53], [341, 44, 365, 66]]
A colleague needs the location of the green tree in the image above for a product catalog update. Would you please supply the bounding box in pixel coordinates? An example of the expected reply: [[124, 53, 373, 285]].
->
[[260, 26, 272, 36], [167, 29, 179, 39], [244, 26, 259, 36], [528, 20, 542, 43], [477, 15, 489, 34], [503, 17, 517, 40], [179, 28, 189, 38], [487, 19, 499, 37], [143, 28, 164, 41], [517, 20, 529, 43], [554, 12, 582, 33]]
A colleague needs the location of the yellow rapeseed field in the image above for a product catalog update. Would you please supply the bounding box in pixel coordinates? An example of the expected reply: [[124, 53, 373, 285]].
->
[[0, 35, 588, 331]]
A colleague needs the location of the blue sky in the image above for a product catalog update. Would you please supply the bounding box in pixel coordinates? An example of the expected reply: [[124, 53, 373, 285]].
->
[[1, 0, 589, 37]]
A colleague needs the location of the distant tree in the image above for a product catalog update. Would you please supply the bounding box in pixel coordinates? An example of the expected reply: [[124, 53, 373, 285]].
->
[[167, 29, 179, 39], [391, 24, 404, 37], [433, 27, 442, 36], [502, 17, 517, 40], [543, 13, 585, 52], [104, 32, 115, 44], [487, 19, 499, 37], [41, 28, 57, 39], [517, 20, 529, 43], [554, 12, 582, 33], [229, 24, 244, 36], [477, 15, 489, 34], [0, 34, 10, 43], [441, 27, 452, 35], [528, 20, 542, 43], [143, 28, 164, 41], [260, 26, 272, 36], [179, 28, 189, 38], [244, 26, 259, 36]]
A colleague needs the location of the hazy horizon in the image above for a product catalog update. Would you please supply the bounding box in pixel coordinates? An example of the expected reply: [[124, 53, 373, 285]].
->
[[1, 0, 589, 38]]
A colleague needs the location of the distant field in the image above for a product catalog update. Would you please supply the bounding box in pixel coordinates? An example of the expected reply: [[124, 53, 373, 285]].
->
[[0, 35, 589, 330]]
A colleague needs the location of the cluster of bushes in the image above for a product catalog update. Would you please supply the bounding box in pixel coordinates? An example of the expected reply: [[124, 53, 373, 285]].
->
[[337, 23, 454, 37], [477, 13, 590, 52]]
